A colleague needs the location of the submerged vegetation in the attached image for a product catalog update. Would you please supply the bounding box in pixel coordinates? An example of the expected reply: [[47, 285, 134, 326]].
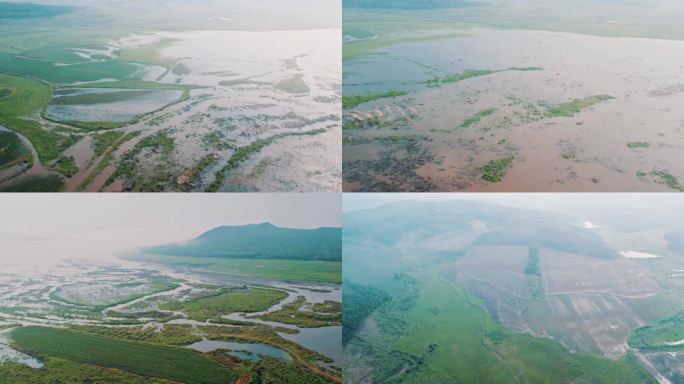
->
[[480, 156, 513, 182], [106, 130, 176, 191], [545, 95, 615, 118], [342, 91, 407, 109], [425, 67, 542, 88], [651, 170, 683, 191], [627, 141, 650, 149], [205, 128, 327, 192], [460, 108, 497, 128]]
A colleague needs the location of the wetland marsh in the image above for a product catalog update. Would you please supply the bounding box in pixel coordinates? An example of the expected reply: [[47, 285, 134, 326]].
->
[[0, 194, 342, 383]]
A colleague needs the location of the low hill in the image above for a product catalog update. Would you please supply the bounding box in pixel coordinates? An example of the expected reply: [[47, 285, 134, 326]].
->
[[143, 223, 341, 262]]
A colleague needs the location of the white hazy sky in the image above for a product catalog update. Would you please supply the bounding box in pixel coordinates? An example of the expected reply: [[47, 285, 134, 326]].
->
[[0, 193, 340, 264], [342, 193, 684, 228]]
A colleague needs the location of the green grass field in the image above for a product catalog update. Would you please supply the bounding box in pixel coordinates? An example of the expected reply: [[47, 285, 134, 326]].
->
[[0, 73, 79, 162], [11, 326, 232, 384], [382, 270, 656, 383], [160, 287, 287, 321], [0, 356, 156, 384], [0, 53, 141, 84], [128, 253, 342, 283], [628, 311, 684, 351]]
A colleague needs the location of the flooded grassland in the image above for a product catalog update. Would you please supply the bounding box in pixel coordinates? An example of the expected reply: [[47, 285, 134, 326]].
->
[[0, 4, 340, 192], [343, 28, 684, 191]]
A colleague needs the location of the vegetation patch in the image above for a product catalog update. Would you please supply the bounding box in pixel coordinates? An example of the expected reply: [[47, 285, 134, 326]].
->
[[62, 80, 196, 92], [159, 287, 287, 321], [205, 128, 326, 192], [343, 135, 435, 191], [0, 356, 158, 383], [71, 324, 201, 347], [342, 280, 391, 345], [52, 155, 78, 177], [562, 151, 576, 160], [523, 246, 541, 276], [0, 174, 64, 192], [342, 90, 407, 109], [460, 108, 497, 128], [252, 297, 341, 328], [627, 141, 650, 149], [0, 73, 77, 162], [252, 357, 333, 384], [106, 129, 176, 191], [651, 170, 683, 191], [481, 156, 513, 183], [274, 74, 310, 94], [545, 95, 615, 117], [425, 67, 541, 88], [628, 311, 684, 351], [93, 130, 125, 157], [0, 130, 30, 168]]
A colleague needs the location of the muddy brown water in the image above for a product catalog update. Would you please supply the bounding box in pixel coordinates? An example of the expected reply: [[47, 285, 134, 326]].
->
[[343, 28, 684, 192]]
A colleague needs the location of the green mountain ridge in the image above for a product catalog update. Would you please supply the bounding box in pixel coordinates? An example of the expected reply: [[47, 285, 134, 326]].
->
[[0, 2, 74, 19], [143, 223, 342, 262]]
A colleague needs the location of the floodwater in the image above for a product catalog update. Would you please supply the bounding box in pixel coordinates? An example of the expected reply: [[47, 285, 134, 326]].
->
[[279, 326, 342, 365], [186, 339, 292, 362], [100, 29, 342, 192], [0, 331, 43, 368], [46, 88, 183, 123], [343, 28, 684, 192], [4, 28, 342, 192], [222, 281, 343, 365]]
